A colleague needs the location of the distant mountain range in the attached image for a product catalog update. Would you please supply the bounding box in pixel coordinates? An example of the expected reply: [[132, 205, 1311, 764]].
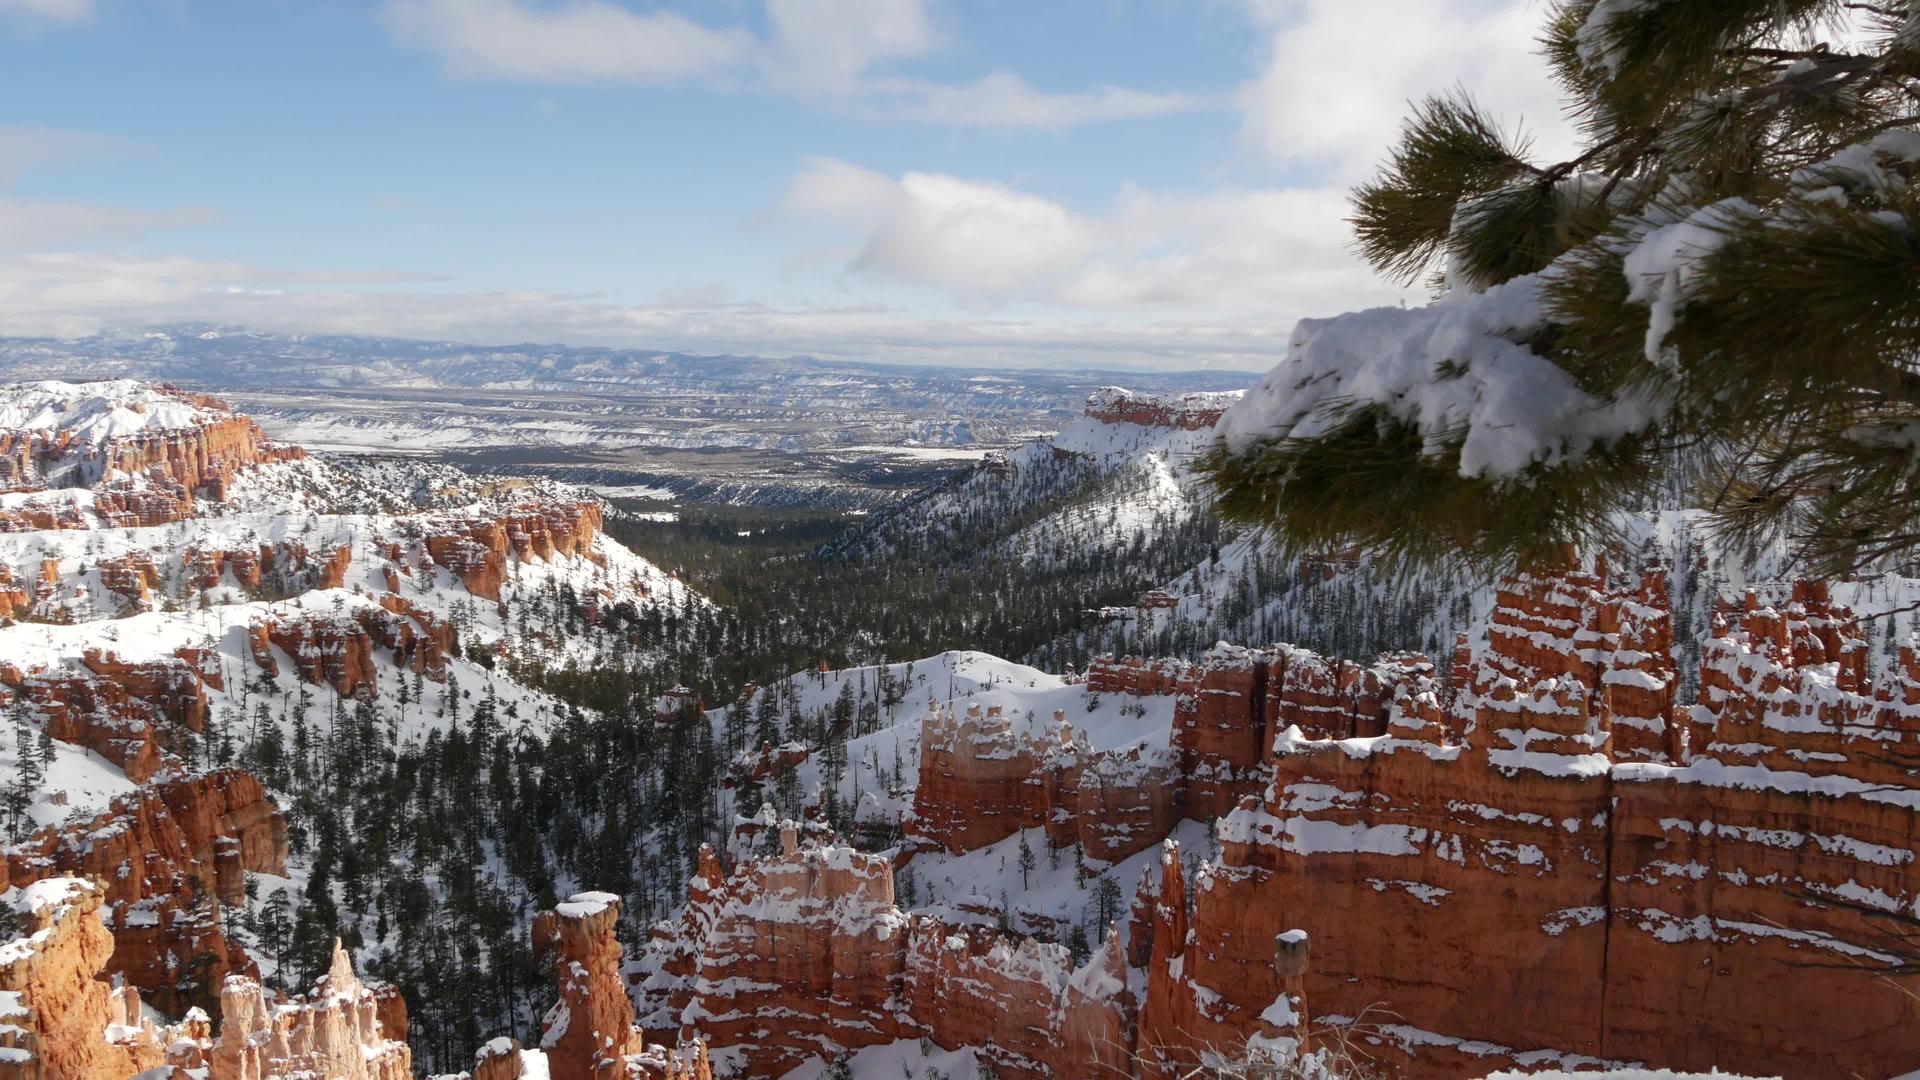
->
[[0, 325, 1259, 510], [0, 323, 1253, 408]]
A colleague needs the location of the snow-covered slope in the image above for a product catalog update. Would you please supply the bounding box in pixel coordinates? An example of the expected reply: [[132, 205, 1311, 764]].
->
[[0, 379, 221, 447], [0, 379, 709, 1026], [830, 387, 1233, 565]]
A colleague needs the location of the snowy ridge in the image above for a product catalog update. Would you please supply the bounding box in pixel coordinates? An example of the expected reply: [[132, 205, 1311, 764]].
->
[[0, 380, 226, 449]]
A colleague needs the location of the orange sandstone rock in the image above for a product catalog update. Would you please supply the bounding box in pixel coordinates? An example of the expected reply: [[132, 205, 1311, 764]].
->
[[0, 878, 168, 1080], [207, 941, 412, 1080]]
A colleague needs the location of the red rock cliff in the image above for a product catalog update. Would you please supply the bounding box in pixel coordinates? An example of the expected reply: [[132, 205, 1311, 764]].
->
[[1083, 387, 1238, 431], [2, 769, 288, 1015], [0, 878, 172, 1080]]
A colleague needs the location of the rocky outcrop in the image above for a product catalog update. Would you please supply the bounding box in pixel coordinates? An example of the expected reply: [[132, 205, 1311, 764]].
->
[[96, 551, 160, 605], [1083, 387, 1238, 431], [91, 477, 197, 528], [4, 667, 171, 782], [905, 702, 1180, 864], [1477, 555, 1677, 762], [0, 878, 170, 1080], [529, 891, 711, 1080], [656, 559, 1920, 1078], [183, 540, 353, 594], [0, 564, 28, 621], [81, 648, 209, 731], [0, 645, 224, 782], [902, 920, 1136, 1080], [906, 703, 1053, 854], [637, 832, 1149, 1080], [425, 501, 605, 600], [2, 769, 287, 1015], [0, 383, 299, 503], [662, 837, 905, 1078], [909, 648, 1433, 864], [207, 941, 411, 1080], [248, 597, 454, 698], [535, 892, 642, 1080], [1138, 561, 1920, 1079]]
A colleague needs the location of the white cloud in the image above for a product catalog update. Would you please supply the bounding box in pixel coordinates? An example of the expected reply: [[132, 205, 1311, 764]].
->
[[762, 0, 934, 93], [1238, 0, 1579, 181], [0, 250, 1292, 369], [381, 0, 753, 85], [787, 158, 1095, 294], [0, 0, 92, 23], [0, 199, 216, 250], [380, 0, 1208, 130], [782, 158, 1412, 316], [1057, 186, 1403, 313], [869, 72, 1205, 130]]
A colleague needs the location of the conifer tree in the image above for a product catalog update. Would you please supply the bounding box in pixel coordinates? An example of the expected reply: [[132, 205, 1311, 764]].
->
[[1205, 2, 1920, 577]]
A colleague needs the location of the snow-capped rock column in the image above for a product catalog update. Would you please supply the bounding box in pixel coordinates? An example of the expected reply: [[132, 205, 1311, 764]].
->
[[533, 891, 642, 1080], [207, 940, 412, 1080], [0, 878, 168, 1080]]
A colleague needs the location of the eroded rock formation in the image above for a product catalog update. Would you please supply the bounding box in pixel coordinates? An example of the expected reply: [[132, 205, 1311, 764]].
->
[[207, 941, 412, 1080], [905, 701, 1181, 863], [1, 769, 287, 1014], [248, 597, 455, 698], [530, 891, 711, 1080], [673, 558, 1920, 1079], [425, 501, 605, 600], [1082, 387, 1237, 431], [184, 540, 353, 594], [0, 383, 299, 502], [1140, 563, 1920, 1079], [0, 878, 171, 1080]]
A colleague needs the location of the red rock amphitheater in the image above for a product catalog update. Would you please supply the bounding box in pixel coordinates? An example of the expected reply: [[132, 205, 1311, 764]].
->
[[642, 556, 1920, 1078], [0, 381, 302, 529]]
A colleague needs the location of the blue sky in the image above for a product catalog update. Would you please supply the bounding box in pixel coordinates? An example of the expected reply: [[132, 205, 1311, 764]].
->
[[0, 0, 1575, 370]]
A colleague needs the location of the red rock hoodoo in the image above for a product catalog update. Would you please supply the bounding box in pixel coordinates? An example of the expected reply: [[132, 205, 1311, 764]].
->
[[674, 558, 1920, 1078], [425, 501, 605, 600], [205, 941, 412, 1080], [529, 891, 711, 1080]]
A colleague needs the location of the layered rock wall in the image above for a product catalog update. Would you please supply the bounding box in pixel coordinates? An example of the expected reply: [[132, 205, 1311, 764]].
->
[[1140, 563, 1920, 1079], [0, 394, 296, 498], [1083, 387, 1237, 431], [248, 598, 454, 698], [690, 560, 1920, 1078], [906, 702, 1179, 863], [425, 501, 604, 599], [1, 769, 287, 1014], [911, 647, 1433, 863], [667, 840, 907, 1077], [636, 834, 1137, 1080]]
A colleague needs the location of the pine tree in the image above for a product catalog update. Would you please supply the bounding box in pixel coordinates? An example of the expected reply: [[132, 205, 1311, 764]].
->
[[1204, 2, 1920, 577], [1017, 833, 1036, 890]]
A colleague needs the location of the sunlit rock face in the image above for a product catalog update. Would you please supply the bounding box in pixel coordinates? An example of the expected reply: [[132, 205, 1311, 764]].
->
[[0, 381, 302, 528], [206, 941, 413, 1080], [1143, 560, 1920, 1079], [1, 769, 286, 1016], [0, 878, 170, 1080], [649, 558, 1920, 1079]]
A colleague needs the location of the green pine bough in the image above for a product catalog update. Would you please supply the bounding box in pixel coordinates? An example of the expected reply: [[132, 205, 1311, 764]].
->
[[1203, 0, 1920, 579]]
